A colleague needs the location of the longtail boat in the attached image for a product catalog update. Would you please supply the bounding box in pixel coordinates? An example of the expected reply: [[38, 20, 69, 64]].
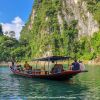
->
[[10, 56, 88, 81]]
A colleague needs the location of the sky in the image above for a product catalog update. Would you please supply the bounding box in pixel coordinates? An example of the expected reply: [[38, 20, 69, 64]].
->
[[0, 0, 34, 39]]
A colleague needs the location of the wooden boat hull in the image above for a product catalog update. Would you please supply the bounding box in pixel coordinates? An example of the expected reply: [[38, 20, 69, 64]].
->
[[10, 68, 87, 81]]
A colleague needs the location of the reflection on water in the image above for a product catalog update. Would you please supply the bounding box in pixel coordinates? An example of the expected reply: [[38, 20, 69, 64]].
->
[[0, 65, 100, 100]]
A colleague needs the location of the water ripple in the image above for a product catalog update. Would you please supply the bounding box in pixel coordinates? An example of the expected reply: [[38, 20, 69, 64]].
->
[[0, 66, 100, 100]]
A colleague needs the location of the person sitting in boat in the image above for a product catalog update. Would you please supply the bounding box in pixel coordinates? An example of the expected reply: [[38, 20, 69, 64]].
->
[[24, 61, 30, 70], [24, 61, 32, 73], [72, 60, 80, 70], [16, 64, 23, 72], [79, 61, 86, 71], [51, 64, 64, 74], [10, 61, 16, 71]]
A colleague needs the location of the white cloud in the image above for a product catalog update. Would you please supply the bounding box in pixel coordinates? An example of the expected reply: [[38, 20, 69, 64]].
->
[[1, 16, 24, 39]]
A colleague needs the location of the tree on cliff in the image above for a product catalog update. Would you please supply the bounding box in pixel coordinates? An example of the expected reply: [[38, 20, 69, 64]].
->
[[0, 24, 3, 35]]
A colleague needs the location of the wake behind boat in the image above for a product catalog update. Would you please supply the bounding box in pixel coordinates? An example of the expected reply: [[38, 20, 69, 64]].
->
[[10, 56, 88, 81]]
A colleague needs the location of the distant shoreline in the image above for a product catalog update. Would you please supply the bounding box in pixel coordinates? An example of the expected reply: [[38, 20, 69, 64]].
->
[[0, 61, 100, 66], [0, 62, 9, 66]]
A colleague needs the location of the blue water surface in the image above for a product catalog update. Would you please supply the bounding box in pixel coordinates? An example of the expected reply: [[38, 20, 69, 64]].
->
[[0, 65, 100, 100]]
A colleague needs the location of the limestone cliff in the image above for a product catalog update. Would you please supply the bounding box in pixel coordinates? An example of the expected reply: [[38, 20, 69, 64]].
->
[[20, 0, 100, 58], [27, 0, 99, 35]]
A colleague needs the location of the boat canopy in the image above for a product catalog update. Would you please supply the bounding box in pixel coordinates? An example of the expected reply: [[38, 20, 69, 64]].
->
[[33, 56, 71, 61]]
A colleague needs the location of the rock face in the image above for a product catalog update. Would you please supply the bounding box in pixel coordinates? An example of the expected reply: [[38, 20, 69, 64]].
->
[[28, 9, 36, 30], [61, 0, 99, 36], [20, 0, 99, 57], [28, 0, 99, 36]]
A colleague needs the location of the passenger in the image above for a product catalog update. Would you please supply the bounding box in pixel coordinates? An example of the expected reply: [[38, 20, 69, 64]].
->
[[54, 65, 60, 73], [10, 61, 16, 71], [24, 61, 32, 74], [51, 64, 64, 74], [60, 64, 64, 72], [16, 65, 23, 72], [12, 61, 14, 66], [79, 61, 86, 71], [24, 61, 30, 70], [72, 60, 80, 70]]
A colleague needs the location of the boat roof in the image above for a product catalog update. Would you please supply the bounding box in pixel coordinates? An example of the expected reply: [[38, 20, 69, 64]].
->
[[33, 56, 71, 61]]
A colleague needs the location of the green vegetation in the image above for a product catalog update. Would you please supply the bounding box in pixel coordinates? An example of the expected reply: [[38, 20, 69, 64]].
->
[[78, 32, 99, 60], [20, 0, 100, 61], [0, 24, 3, 35], [18, 0, 100, 60], [84, 0, 100, 24], [0, 0, 100, 62], [0, 24, 31, 62], [0, 35, 32, 62]]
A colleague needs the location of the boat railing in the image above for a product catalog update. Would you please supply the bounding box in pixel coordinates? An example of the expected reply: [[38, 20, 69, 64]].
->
[[31, 69, 48, 75]]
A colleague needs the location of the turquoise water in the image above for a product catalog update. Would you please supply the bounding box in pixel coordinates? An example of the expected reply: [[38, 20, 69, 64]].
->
[[0, 65, 100, 100]]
